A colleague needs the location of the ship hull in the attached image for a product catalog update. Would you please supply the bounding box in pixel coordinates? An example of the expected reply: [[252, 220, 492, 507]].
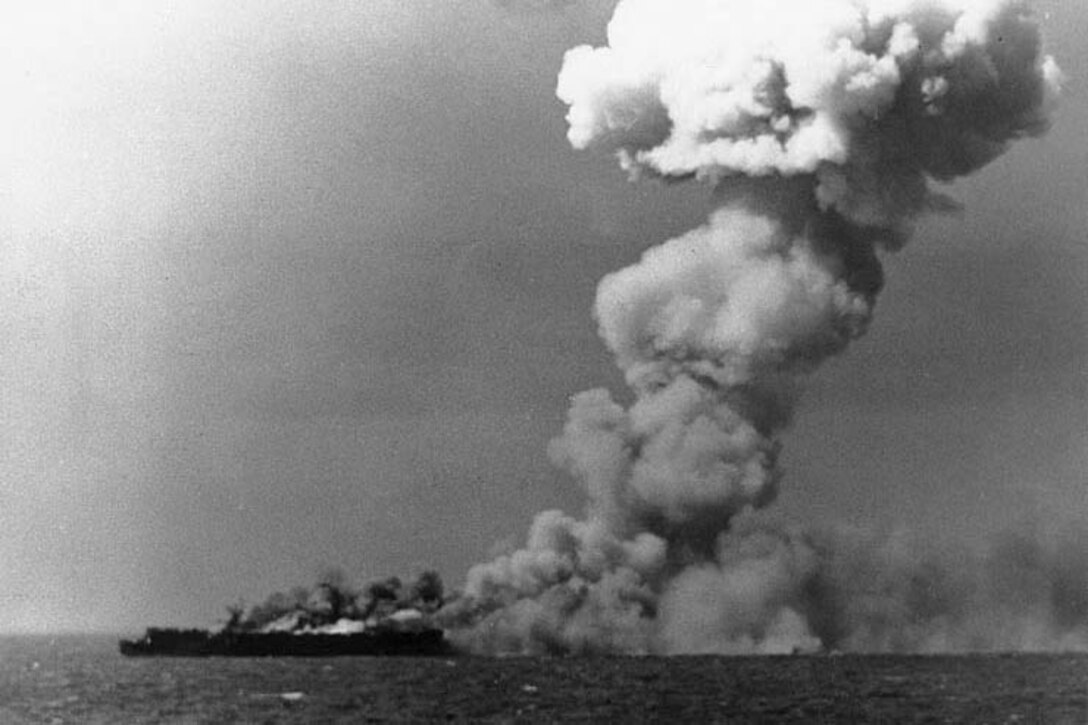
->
[[119, 628, 453, 657]]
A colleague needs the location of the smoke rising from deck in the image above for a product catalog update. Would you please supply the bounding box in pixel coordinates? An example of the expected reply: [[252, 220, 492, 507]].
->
[[235, 569, 445, 635], [439, 0, 1063, 654]]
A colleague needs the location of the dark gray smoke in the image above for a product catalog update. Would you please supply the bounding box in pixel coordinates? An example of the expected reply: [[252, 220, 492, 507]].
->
[[234, 569, 447, 634], [658, 517, 1088, 654], [439, 0, 1063, 654]]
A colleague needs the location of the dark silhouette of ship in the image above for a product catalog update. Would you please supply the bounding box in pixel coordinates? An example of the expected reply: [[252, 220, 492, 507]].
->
[[119, 624, 452, 657]]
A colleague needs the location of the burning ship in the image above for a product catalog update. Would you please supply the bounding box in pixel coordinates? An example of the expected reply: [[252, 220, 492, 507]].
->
[[127, 0, 1068, 658], [120, 570, 454, 657]]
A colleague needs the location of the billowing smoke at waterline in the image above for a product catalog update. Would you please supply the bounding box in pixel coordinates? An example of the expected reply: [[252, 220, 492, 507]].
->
[[438, 0, 1063, 654]]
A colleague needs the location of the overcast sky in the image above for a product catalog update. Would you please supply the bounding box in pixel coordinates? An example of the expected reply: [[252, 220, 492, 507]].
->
[[2, 0, 1085, 634]]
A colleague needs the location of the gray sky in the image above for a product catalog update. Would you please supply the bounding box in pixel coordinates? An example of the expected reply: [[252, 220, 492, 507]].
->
[[2, 0, 1085, 633]]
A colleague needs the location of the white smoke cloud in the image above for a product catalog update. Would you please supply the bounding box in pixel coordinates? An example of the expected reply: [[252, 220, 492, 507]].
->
[[442, 0, 1062, 654], [557, 0, 1060, 233]]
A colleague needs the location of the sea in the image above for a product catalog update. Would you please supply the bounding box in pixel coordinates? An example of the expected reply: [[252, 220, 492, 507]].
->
[[2, 635, 1087, 723]]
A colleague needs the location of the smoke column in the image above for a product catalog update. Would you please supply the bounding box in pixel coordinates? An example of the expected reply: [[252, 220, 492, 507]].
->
[[440, 0, 1062, 654]]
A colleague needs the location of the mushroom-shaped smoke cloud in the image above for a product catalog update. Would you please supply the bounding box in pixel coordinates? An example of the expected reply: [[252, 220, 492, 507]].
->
[[440, 0, 1062, 655]]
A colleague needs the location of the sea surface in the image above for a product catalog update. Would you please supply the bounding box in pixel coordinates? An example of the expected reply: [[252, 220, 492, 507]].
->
[[2, 635, 1087, 723]]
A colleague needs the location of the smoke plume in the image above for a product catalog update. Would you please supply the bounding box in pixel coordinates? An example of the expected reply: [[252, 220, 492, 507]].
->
[[233, 569, 446, 634], [439, 0, 1062, 654]]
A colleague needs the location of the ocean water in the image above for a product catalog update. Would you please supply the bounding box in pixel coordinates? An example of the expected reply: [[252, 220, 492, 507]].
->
[[1, 635, 1087, 723]]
